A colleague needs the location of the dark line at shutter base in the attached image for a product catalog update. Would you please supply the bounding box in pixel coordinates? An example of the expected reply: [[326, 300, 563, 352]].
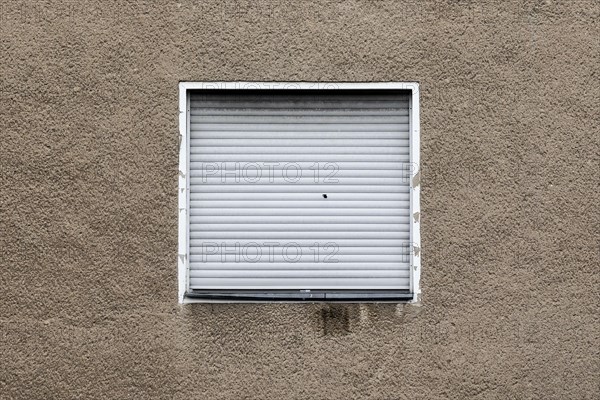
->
[[186, 289, 414, 302]]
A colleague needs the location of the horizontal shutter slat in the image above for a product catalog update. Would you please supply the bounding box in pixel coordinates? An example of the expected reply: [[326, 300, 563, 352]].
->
[[191, 270, 410, 278], [189, 231, 410, 240], [189, 278, 410, 289], [191, 123, 409, 131], [189, 239, 409, 247], [189, 263, 409, 270], [191, 178, 409, 186], [190, 192, 410, 201], [190, 108, 409, 116], [190, 146, 409, 154], [190, 208, 408, 216], [190, 154, 410, 162], [189, 201, 410, 209], [189, 223, 409, 232], [190, 161, 412, 170], [190, 254, 409, 263], [190, 185, 409, 194], [190, 131, 409, 139], [190, 138, 409, 147], [190, 115, 409, 124], [189, 216, 410, 224]]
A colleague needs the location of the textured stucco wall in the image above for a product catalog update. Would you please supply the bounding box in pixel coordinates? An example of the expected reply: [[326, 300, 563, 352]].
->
[[1, 1, 599, 399]]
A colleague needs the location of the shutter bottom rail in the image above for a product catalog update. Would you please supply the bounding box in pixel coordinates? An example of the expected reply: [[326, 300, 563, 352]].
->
[[186, 289, 413, 302]]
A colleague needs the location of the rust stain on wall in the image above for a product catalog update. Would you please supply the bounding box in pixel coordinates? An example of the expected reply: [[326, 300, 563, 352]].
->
[[320, 305, 351, 336]]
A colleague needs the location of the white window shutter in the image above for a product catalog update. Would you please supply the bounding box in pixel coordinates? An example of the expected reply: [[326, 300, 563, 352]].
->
[[187, 89, 413, 293]]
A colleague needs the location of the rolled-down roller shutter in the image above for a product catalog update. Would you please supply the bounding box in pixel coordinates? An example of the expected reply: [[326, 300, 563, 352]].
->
[[187, 89, 413, 296]]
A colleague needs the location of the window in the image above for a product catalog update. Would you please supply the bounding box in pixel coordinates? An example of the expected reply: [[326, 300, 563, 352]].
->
[[178, 82, 420, 302]]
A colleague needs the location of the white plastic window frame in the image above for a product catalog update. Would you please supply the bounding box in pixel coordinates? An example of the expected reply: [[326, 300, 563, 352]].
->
[[178, 82, 420, 303]]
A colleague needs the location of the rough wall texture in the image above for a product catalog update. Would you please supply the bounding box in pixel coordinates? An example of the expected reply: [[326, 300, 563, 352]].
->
[[1, 1, 599, 399]]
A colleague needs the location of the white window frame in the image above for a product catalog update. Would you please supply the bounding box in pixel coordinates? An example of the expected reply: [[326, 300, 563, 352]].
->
[[178, 82, 420, 303]]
